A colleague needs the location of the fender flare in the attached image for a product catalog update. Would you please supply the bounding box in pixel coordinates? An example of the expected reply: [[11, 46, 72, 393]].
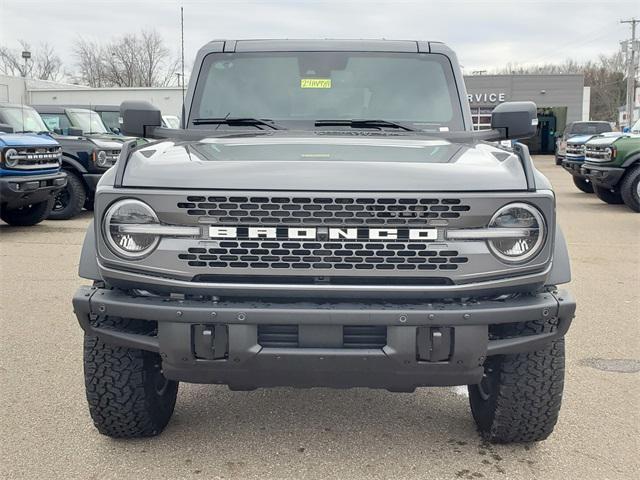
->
[[78, 220, 101, 280], [61, 153, 88, 174], [547, 225, 571, 286], [621, 153, 640, 168]]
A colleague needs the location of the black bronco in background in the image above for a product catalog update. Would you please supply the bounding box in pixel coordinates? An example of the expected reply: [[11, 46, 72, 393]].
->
[[30, 105, 129, 219], [73, 40, 576, 443]]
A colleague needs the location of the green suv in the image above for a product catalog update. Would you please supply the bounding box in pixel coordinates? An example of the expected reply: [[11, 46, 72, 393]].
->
[[582, 120, 640, 212]]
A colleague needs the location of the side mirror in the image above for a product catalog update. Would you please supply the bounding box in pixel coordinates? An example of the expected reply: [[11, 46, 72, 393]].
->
[[68, 127, 84, 136], [121, 101, 162, 138], [491, 101, 538, 140], [0, 123, 14, 133]]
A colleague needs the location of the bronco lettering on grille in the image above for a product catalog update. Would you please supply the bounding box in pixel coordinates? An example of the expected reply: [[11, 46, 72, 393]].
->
[[208, 226, 438, 241]]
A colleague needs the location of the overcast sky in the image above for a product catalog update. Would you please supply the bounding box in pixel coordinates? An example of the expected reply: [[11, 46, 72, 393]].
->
[[1, 0, 639, 77]]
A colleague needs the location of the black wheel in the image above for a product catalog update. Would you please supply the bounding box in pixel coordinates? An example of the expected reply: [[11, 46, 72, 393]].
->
[[468, 319, 565, 443], [0, 197, 54, 226], [84, 317, 178, 438], [49, 172, 86, 220], [555, 156, 563, 166], [619, 166, 640, 213], [572, 175, 594, 193], [593, 185, 624, 205]]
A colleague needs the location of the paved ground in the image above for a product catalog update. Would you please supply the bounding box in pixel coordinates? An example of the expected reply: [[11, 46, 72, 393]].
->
[[1, 156, 638, 480]]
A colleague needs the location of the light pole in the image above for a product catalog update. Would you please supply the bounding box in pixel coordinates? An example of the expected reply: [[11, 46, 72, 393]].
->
[[21, 50, 31, 104], [21, 50, 31, 77]]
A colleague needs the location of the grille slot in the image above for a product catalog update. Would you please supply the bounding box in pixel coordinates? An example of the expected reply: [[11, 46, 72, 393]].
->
[[177, 196, 471, 225], [178, 242, 468, 272], [343, 326, 387, 349], [257, 325, 387, 349], [258, 325, 299, 348]]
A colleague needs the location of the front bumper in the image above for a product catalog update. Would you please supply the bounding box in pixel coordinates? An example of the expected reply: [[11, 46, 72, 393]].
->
[[561, 159, 586, 177], [73, 285, 575, 390], [0, 171, 67, 209], [581, 164, 625, 190]]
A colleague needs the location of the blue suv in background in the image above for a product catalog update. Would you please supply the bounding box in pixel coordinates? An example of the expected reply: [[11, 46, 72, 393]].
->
[[0, 130, 66, 226]]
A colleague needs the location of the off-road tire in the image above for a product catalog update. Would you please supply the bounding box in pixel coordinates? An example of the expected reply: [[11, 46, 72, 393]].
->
[[555, 156, 563, 166], [83, 317, 179, 438], [0, 197, 54, 226], [593, 185, 624, 205], [48, 171, 86, 220], [468, 319, 565, 443], [572, 175, 593, 194], [619, 166, 640, 212]]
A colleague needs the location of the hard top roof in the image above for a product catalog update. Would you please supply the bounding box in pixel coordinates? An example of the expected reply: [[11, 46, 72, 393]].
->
[[31, 105, 99, 114], [198, 39, 447, 54]]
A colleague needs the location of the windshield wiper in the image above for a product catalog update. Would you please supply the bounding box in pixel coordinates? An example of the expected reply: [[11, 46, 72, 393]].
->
[[192, 117, 283, 130], [315, 119, 417, 132]]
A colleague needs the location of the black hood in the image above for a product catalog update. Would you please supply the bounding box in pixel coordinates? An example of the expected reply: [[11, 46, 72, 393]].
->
[[121, 133, 527, 191]]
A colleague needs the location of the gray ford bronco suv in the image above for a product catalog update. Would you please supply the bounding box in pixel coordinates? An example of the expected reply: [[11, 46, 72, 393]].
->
[[72, 40, 576, 443]]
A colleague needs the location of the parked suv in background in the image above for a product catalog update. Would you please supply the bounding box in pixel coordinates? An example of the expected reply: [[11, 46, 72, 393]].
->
[[0, 129, 66, 226], [74, 39, 575, 443], [582, 120, 640, 212], [555, 121, 612, 165], [70, 104, 181, 133], [31, 105, 129, 219], [562, 132, 622, 193]]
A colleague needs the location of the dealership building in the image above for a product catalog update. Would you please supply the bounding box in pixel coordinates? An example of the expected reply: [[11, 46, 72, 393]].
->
[[2, 72, 590, 153], [465, 74, 589, 153]]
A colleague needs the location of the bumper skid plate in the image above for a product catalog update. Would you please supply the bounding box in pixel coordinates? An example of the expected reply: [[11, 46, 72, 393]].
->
[[73, 286, 575, 390]]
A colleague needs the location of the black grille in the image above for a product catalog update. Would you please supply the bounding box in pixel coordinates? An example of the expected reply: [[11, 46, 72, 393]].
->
[[343, 326, 387, 349], [258, 325, 298, 348], [178, 241, 468, 271], [177, 196, 470, 225], [257, 325, 387, 349]]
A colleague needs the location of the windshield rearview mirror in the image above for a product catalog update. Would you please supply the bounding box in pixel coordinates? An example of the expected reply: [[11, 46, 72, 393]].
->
[[491, 101, 538, 140], [0, 123, 14, 133], [121, 101, 162, 138]]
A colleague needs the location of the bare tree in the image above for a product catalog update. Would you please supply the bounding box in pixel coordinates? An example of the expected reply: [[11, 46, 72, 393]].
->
[[0, 40, 63, 81], [73, 30, 179, 88], [490, 52, 627, 122]]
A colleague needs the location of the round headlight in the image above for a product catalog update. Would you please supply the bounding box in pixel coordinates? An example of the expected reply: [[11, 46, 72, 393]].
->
[[580, 145, 586, 154], [95, 150, 108, 167], [604, 147, 613, 161], [103, 199, 160, 258], [488, 203, 546, 263], [4, 148, 18, 167]]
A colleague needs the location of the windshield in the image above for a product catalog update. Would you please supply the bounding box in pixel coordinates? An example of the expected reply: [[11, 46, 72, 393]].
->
[[569, 122, 611, 135], [1, 106, 48, 133], [99, 111, 121, 132], [190, 52, 464, 132], [67, 109, 109, 134]]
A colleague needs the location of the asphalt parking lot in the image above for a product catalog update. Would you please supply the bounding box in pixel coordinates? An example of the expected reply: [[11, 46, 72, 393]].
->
[[1, 155, 638, 480]]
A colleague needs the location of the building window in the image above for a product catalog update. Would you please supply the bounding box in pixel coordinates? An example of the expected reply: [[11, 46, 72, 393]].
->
[[471, 107, 493, 130]]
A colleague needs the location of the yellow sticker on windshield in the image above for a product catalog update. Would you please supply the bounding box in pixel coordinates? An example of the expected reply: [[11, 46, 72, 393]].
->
[[300, 78, 332, 89]]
